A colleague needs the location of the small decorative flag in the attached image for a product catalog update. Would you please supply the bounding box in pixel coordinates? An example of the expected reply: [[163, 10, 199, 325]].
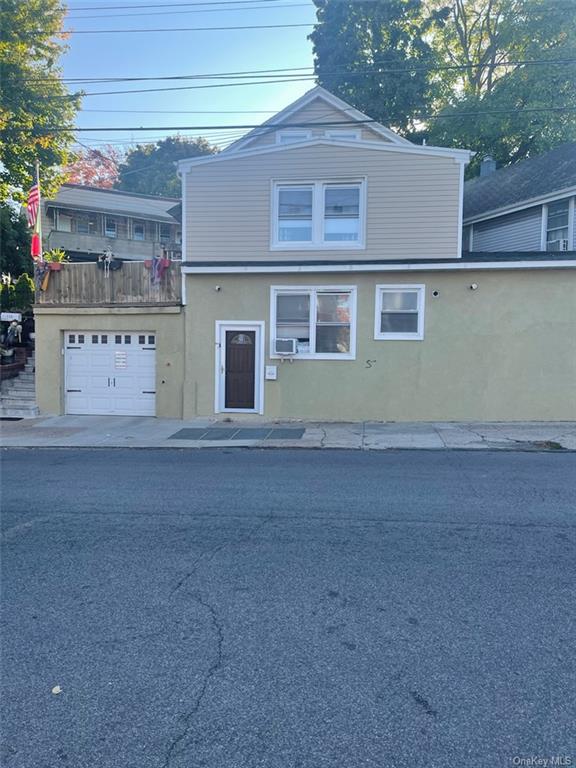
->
[[26, 175, 40, 228], [27, 165, 42, 260]]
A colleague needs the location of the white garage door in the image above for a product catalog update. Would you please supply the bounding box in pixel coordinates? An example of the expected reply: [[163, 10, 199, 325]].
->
[[65, 331, 156, 416]]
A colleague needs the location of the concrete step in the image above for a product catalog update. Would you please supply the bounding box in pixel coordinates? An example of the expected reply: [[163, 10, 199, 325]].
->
[[3, 380, 35, 390], [0, 405, 39, 419], [14, 373, 34, 383], [24, 364, 35, 371], [1, 390, 37, 401]]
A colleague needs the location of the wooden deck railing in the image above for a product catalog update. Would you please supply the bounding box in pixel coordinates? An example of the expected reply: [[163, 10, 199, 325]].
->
[[35, 261, 182, 307]]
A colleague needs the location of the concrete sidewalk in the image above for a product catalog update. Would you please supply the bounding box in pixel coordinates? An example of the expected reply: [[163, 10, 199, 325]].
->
[[1, 415, 576, 450]]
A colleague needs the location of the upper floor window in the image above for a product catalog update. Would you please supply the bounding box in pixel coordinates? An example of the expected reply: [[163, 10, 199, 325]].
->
[[374, 285, 425, 341], [273, 180, 365, 249], [56, 211, 72, 232], [159, 223, 171, 243], [277, 131, 312, 145], [271, 286, 356, 359], [546, 200, 570, 250], [132, 220, 146, 241], [76, 214, 97, 235], [105, 217, 117, 238]]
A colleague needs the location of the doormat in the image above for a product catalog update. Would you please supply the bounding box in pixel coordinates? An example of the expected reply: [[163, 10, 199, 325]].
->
[[169, 427, 305, 441]]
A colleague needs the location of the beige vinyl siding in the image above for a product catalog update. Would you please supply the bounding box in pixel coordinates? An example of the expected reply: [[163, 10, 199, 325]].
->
[[185, 143, 462, 261], [236, 97, 389, 150]]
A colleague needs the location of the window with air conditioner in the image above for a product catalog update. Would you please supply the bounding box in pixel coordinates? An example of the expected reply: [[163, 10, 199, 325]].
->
[[271, 286, 356, 359], [273, 181, 365, 249], [546, 200, 569, 250], [375, 285, 425, 341]]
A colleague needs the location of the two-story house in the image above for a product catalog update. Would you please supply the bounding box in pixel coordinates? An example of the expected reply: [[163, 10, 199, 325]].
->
[[43, 184, 182, 262], [463, 144, 576, 253], [33, 87, 576, 421]]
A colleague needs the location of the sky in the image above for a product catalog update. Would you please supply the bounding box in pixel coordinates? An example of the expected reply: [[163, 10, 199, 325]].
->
[[61, 0, 318, 153]]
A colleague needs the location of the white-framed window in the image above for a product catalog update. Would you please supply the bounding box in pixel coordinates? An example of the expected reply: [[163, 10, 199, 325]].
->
[[276, 130, 312, 145], [325, 129, 361, 141], [271, 285, 356, 360], [546, 200, 570, 250], [272, 180, 366, 249], [105, 217, 117, 238], [132, 220, 145, 241], [374, 284, 425, 341]]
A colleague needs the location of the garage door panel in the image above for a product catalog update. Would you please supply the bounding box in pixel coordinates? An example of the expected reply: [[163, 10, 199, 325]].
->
[[65, 332, 156, 416]]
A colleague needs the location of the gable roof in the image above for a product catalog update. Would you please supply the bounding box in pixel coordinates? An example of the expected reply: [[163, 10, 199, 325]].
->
[[47, 184, 180, 222], [464, 143, 576, 223], [223, 86, 413, 153]]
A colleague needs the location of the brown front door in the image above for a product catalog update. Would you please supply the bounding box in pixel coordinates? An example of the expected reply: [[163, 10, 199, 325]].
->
[[225, 330, 256, 409]]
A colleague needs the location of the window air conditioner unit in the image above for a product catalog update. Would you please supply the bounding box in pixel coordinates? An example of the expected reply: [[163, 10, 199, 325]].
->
[[274, 338, 297, 355], [548, 239, 569, 251]]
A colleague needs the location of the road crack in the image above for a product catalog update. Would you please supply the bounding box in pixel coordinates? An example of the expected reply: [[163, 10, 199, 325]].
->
[[163, 592, 224, 767], [163, 513, 272, 767]]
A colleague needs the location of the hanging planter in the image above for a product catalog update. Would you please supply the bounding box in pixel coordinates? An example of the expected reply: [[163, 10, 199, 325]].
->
[[48, 262, 62, 272], [144, 260, 153, 269]]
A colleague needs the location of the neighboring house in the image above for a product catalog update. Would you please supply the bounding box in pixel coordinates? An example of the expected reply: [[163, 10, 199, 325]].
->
[[34, 87, 576, 422], [42, 184, 182, 261], [463, 143, 576, 252]]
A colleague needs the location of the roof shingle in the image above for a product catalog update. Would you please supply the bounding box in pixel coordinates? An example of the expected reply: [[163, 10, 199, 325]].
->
[[463, 143, 576, 222]]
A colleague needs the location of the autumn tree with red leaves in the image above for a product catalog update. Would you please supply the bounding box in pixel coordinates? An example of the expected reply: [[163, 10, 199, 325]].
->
[[66, 145, 122, 189]]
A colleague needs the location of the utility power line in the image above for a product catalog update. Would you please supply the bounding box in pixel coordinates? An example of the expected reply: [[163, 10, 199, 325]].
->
[[66, 2, 310, 18], [65, 0, 291, 9], [17, 107, 576, 136], [12, 58, 575, 88], [65, 21, 314, 33]]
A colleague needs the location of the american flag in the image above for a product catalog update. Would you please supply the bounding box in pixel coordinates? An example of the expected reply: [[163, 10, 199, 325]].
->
[[26, 177, 40, 228]]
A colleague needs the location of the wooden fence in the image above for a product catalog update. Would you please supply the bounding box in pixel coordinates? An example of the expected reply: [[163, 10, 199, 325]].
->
[[35, 261, 182, 307]]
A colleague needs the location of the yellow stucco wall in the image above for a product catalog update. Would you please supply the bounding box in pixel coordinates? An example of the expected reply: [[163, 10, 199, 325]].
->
[[34, 307, 185, 418], [183, 269, 576, 422]]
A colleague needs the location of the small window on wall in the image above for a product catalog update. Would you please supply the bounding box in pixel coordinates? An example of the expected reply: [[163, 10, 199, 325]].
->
[[271, 286, 356, 359], [375, 285, 425, 341], [546, 200, 570, 250], [57, 211, 72, 232], [132, 221, 146, 241], [159, 224, 171, 243], [105, 217, 117, 238]]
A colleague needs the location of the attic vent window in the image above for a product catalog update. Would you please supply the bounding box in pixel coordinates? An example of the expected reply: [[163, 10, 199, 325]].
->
[[277, 130, 312, 145]]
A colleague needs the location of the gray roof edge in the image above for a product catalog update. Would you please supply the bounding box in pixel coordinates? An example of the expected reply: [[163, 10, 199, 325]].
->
[[463, 185, 576, 225]]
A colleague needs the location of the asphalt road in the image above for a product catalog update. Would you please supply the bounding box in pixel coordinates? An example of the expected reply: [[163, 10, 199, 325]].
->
[[2, 448, 575, 768]]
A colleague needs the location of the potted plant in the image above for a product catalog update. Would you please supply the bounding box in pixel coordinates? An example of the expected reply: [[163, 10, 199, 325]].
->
[[43, 248, 69, 271]]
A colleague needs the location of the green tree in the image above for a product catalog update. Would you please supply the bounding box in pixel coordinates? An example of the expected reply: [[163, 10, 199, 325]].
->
[[0, 203, 32, 277], [309, 0, 439, 136], [0, 282, 15, 311], [115, 136, 217, 198], [0, 0, 80, 201], [12, 272, 34, 311], [426, 0, 576, 170], [311, 0, 576, 167]]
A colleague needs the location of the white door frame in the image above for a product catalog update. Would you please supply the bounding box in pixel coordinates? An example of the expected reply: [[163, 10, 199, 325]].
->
[[215, 321, 265, 415]]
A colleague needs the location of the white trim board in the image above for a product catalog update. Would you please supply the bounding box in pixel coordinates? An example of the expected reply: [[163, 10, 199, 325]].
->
[[223, 86, 413, 153], [177, 137, 472, 171], [183, 260, 576, 274], [214, 321, 265, 415]]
